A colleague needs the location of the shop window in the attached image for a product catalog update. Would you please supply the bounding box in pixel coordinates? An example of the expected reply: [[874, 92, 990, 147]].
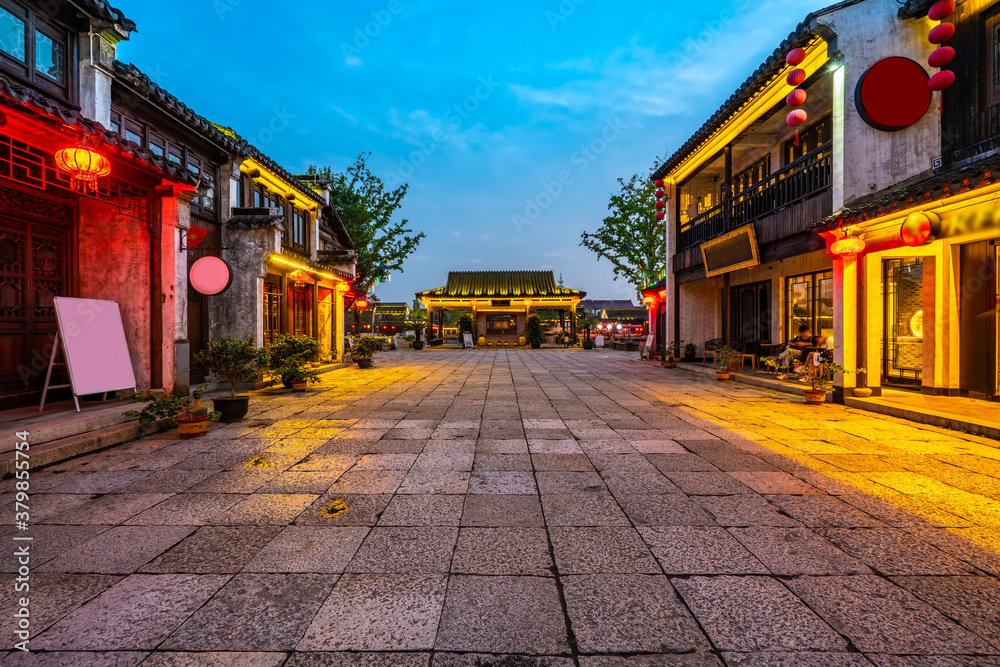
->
[[108, 111, 120, 134], [784, 117, 831, 164], [0, 7, 24, 62], [148, 134, 165, 157], [785, 271, 833, 342], [290, 208, 308, 252], [33, 28, 62, 82], [168, 148, 182, 165]]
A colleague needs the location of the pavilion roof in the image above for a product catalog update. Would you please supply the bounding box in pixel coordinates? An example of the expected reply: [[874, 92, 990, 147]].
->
[[599, 308, 649, 322], [418, 271, 586, 299]]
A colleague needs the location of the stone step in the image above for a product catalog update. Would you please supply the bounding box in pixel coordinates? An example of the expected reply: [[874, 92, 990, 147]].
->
[[0, 402, 134, 454], [0, 421, 142, 477]]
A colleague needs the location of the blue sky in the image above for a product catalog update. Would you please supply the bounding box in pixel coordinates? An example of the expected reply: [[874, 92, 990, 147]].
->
[[117, 0, 830, 303]]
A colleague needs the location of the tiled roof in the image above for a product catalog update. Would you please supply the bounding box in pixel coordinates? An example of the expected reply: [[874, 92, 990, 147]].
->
[[77, 0, 137, 33], [0, 74, 200, 188], [898, 0, 937, 19], [640, 280, 666, 296], [278, 247, 353, 281], [653, 0, 863, 180], [113, 62, 325, 206], [815, 154, 1000, 231], [417, 271, 586, 299]]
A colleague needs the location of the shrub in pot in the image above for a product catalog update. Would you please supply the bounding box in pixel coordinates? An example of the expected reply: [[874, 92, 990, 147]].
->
[[684, 343, 697, 361], [274, 357, 321, 392], [525, 314, 544, 349], [578, 316, 598, 350], [124, 387, 220, 438], [351, 336, 389, 368], [267, 334, 320, 387], [794, 357, 862, 405], [195, 335, 267, 422], [710, 344, 742, 380], [406, 313, 427, 351], [664, 340, 685, 367]]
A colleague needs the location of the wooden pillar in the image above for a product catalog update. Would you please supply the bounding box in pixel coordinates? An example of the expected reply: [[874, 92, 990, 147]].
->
[[722, 273, 731, 345], [723, 144, 733, 232], [280, 273, 289, 334], [311, 282, 319, 341]]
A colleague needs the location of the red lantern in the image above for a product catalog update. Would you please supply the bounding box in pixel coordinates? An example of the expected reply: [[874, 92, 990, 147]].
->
[[928, 0, 955, 21], [655, 189, 665, 198], [655, 211, 665, 221], [928, 22, 955, 44], [654, 200, 665, 210], [355, 298, 369, 311], [830, 237, 866, 256], [655, 179, 664, 187], [786, 68, 807, 86], [901, 213, 935, 246], [787, 109, 808, 146], [928, 70, 955, 91], [643, 295, 655, 306], [928, 46, 955, 68], [55, 146, 111, 194], [786, 89, 807, 106], [786, 47, 806, 66]]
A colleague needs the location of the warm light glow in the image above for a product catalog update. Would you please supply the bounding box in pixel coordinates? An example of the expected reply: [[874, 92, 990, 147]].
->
[[55, 146, 111, 194], [910, 310, 924, 338], [524, 300, 532, 307], [242, 159, 318, 212], [643, 295, 655, 306], [659, 289, 667, 299], [355, 298, 369, 310], [667, 38, 829, 183], [269, 256, 346, 284], [830, 236, 866, 256]]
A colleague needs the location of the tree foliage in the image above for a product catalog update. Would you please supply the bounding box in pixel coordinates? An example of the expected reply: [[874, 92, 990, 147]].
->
[[309, 153, 426, 296], [580, 159, 666, 298]]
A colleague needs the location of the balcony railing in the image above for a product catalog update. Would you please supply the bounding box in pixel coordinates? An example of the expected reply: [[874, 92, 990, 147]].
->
[[677, 142, 832, 252]]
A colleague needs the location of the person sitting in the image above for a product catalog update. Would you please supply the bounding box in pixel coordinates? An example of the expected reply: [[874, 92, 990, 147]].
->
[[776, 325, 813, 376]]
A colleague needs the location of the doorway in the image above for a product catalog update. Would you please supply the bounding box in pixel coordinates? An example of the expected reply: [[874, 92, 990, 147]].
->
[[883, 258, 924, 387], [959, 241, 998, 399], [729, 281, 771, 344]]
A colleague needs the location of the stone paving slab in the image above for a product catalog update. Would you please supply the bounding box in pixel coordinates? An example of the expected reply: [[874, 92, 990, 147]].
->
[[13, 350, 1000, 663]]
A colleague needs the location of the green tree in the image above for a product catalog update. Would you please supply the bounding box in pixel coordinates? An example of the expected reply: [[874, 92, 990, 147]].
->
[[580, 158, 666, 298], [457, 313, 474, 335], [525, 314, 544, 349], [309, 154, 426, 296]]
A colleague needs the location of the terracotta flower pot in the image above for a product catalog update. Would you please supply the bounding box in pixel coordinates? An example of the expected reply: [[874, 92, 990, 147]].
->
[[804, 389, 827, 405], [291, 380, 308, 392], [176, 415, 209, 438], [716, 370, 730, 381], [663, 359, 675, 368]]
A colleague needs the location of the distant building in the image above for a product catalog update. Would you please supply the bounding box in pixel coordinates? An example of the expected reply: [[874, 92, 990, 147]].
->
[[373, 302, 410, 335], [598, 308, 649, 338], [578, 299, 636, 318], [416, 271, 586, 345]]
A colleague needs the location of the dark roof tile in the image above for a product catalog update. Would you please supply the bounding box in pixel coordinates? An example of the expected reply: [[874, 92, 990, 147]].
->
[[417, 271, 586, 299]]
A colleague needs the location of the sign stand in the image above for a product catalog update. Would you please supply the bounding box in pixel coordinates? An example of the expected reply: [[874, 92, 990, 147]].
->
[[39, 332, 79, 412], [39, 298, 138, 413]]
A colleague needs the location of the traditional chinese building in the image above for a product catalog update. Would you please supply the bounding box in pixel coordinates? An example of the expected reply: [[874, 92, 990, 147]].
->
[[0, 1, 204, 407], [818, 0, 1000, 400], [372, 301, 410, 335], [416, 271, 586, 345], [651, 0, 982, 402]]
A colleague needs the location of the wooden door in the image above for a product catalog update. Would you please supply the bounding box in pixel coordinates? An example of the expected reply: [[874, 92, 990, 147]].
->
[[960, 241, 998, 398], [0, 218, 68, 397]]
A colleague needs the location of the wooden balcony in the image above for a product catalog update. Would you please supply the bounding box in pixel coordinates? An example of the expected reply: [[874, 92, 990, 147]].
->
[[677, 142, 833, 254]]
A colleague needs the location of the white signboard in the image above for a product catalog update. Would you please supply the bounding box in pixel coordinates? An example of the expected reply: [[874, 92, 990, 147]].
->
[[594, 335, 605, 348], [463, 333, 474, 348]]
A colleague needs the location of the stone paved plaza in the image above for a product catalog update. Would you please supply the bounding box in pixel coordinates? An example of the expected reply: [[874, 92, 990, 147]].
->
[[4, 349, 1000, 666]]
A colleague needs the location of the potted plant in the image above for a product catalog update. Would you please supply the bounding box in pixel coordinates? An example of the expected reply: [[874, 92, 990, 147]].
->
[[267, 334, 320, 388], [273, 357, 321, 392], [684, 343, 697, 361], [664, 340, 685, 368], [710, 344, 742, 381], [578, 316, 598, 350], [794, 358, 861, 405], [407, 313, 428, 351], [124, 389, 220, 438], [350, 336, 388, 368], [194, 335, 267, 422], [525, 314, 544, 349]]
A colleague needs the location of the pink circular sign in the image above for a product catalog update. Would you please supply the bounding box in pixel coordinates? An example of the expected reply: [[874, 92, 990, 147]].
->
[[189, 256, 232, 296]]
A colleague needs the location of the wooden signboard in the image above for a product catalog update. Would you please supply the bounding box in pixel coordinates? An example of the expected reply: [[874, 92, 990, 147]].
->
[[701, 224, 760, 277], [41, 297, 137, 412]]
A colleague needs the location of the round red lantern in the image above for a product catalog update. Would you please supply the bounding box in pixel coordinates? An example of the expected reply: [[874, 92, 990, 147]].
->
[[655, 211, 665, 221], [928, 70, 955, 91], [655, 179, 664, 187], [928, 22, 955, 44], [355, 298, 369, 311], [786, 68, 807, 86], [901, 212, 935, 246], [654, 200, 666, 210], [786, 89, 807, 106], [655, 189, 665, 198], [830, 237, 866, 257], [928, 0, 955, 21], [55, 146, 111, 194], [928, 46, 955, 68], [786, 47, 806, 66], [787, 109, 808, 127]]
